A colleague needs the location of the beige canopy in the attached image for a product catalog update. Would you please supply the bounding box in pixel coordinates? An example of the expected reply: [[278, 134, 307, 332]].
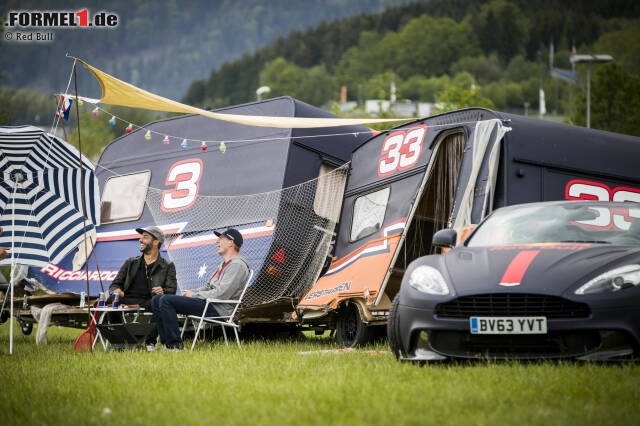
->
[[70, 58, 412, 129]]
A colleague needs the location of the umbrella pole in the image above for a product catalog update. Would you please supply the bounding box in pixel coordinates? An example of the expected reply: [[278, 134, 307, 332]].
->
[[54, 96, 68, 141], [9, 183, 18, 355], [72, 62, 94, 347]]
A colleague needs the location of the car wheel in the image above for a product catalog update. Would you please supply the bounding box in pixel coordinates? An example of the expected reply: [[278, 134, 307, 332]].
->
[[336, 302, 371, 348], [387, 294, 404, 360], [20, 321, 33, 335]]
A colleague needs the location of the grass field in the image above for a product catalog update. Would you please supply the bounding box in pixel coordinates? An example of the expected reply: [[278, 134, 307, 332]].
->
[[1, 320, 639, 426]]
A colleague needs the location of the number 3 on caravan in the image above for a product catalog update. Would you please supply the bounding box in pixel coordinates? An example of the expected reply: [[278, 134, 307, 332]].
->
[[161, 158, 203, 212], [378, 125, 427, 177]]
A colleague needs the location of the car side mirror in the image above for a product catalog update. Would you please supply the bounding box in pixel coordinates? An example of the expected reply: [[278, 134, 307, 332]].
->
[[432, 229, 457, 248]]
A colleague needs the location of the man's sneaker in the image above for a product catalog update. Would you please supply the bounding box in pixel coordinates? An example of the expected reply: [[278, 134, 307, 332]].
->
[[166, 343, 184, 352]]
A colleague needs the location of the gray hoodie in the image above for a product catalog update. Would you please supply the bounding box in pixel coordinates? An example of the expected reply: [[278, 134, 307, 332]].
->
[[192, 255, 250, 316]]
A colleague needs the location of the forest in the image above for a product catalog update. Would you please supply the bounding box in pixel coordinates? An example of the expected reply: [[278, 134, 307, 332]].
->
[[1, 0, 639, 153], [182, 0, 640, 135], [0, 0, 410, 99]]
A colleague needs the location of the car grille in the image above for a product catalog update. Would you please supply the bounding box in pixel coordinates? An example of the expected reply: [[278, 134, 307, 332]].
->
[[435, 293, 590, 319], [425, 330, 603, 359]]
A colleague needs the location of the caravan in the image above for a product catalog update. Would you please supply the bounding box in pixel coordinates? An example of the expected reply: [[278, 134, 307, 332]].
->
[[12, 96, 370, 332], [7, 106, 640, 346], [296, 108, 640, 346]]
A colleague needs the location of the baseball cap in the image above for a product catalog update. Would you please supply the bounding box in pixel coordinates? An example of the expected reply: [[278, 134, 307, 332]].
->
[[214, 228, 243, 248], [136, 226, 165, 244]]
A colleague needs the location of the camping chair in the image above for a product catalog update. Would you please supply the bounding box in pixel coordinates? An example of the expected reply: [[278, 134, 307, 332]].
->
[[183, 269, 253, 351]]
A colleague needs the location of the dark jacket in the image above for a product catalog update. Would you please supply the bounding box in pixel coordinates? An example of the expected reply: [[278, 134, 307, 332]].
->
[[109, 255, 177, 296]]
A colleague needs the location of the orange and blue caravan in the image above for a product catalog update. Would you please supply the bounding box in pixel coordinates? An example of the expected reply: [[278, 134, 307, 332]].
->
[[297, 108, 640, 347]]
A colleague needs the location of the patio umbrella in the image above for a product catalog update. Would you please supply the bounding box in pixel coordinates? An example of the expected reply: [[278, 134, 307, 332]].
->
[[0, 125, 100, 354]]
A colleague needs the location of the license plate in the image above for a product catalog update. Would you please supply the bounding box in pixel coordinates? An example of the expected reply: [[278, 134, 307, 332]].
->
[[469, 317, 547, 334]]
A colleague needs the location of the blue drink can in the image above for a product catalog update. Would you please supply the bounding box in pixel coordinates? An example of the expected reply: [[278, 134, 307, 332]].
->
[[98, 292, 105, 307], [113, 293, 120, 309]]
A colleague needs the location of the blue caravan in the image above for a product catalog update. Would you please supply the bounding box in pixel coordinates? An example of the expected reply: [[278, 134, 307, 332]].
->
[[12, 97, 370, 330]]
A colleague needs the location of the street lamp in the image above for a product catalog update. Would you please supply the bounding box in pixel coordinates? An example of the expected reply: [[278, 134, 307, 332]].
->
[[570, 54, 613, 128], [256, 86, 271, 101]]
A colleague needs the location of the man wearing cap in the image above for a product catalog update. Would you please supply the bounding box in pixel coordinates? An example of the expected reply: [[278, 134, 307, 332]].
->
[[152, 228, 250, 350], [108, 226, 177, 311]]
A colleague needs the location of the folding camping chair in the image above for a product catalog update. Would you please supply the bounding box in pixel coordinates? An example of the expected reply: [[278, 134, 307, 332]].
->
[[182, 270, 254, 351]]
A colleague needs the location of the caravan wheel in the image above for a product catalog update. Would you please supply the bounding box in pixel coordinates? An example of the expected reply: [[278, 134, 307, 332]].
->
[[336, 303, 371, 347]]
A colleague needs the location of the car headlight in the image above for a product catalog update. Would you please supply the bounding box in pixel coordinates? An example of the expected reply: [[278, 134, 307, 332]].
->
[[575, 264, 640, 295], [408, 266, 450, 295]]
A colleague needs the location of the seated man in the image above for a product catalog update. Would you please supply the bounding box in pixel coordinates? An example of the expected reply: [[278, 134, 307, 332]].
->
[[152, 228, 250, 350], [109, 226, 177, 310]]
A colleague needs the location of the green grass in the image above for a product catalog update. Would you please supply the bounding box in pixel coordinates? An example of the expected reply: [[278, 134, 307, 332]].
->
[[1, 321, 639, 426]]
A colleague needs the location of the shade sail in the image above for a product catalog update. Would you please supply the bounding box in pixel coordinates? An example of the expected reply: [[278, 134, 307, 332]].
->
[[75, 58, 412, 129]]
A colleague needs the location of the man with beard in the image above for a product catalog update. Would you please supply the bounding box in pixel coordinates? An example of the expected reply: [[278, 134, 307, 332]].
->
[[108, 226, 177, 310]]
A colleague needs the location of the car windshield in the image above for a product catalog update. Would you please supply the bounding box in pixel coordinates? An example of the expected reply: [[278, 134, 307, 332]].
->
[[467, 202, 640, 247]]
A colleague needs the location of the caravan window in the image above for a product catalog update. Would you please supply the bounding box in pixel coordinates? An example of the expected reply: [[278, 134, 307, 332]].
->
[[101, 171, 151, 224], [350, 187, 390, 241]]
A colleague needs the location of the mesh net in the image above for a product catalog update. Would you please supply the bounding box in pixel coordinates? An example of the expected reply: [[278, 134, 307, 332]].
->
[[145, 164, 348, 310]]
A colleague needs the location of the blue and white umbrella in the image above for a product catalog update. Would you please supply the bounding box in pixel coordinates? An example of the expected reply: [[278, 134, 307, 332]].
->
[[0, 126, 100, 266], [0, 126, 100, 354]]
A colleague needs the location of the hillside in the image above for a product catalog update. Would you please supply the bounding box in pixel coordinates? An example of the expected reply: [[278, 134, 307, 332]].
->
[[183, 0, 640, 125], [0, 0, 412, 100]]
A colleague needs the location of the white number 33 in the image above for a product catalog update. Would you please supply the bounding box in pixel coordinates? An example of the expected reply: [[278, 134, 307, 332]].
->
[[378, 125, 426, 177]]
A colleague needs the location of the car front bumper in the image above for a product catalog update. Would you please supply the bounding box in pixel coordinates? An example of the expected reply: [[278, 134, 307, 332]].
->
[[397, 303, 640, 361]]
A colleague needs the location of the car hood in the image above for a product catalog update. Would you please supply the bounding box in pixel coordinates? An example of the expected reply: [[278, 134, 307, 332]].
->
[[443, 243, 640, 296]]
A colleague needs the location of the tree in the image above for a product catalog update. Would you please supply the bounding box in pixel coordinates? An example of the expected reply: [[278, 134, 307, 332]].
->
[[367, 71, 400, 99], [398, 75, 451, 102], [260, 58, 335, 106], [450, 54, 503, 84], [259, 57, 305, 98], [69, 113, 117, 161], [570, 63, 640, 136], [393, 15, 480, 78], [592, 21, 640, 77], [451, 72, 475, 90], [296, 64, 336, 106], [433, 86, 495, 114], [504, 55, 541, 82], [474, 0, 529, 63], [334, 31, 387, 93]]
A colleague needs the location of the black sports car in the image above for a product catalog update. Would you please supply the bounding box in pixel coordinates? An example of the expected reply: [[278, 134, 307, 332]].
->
[[388, 201, 640, 361]]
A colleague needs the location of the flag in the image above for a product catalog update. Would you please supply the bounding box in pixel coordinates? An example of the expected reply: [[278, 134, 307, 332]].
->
[[60, 95, 73, 120], [539, 88, 546, 116]]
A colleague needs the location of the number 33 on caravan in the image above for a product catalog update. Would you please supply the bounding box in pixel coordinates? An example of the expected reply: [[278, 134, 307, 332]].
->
[[566, 179, 640, 230], [161, 159, 203, 212], [378, 125, 427, 177]]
